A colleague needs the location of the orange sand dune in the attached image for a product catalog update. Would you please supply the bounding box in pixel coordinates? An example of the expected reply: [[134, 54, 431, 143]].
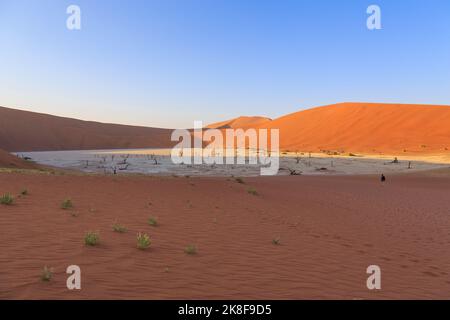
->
[[2, 103, 450, 156], [207, 116, 272, 129], [1, 171, 450, 299], [254, 102, 450, 155], [0, 106, 175, 152]]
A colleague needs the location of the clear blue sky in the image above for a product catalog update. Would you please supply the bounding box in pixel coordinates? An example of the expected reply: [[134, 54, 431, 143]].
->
[[0, 0, 449, 128]]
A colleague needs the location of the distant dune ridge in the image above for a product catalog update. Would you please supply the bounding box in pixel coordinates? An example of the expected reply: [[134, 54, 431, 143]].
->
[[206, 116, 272, 129], [0, 106, 175, 152], [1, 103, 450, 156]]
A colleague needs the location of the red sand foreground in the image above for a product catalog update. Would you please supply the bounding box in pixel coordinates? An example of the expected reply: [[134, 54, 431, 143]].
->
[[1, 170, 450, 299]]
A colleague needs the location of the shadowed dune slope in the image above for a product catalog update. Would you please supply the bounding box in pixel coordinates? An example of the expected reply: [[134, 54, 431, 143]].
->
[[0, 149, 41, 169], [255, 103, 450, 154], [0, 106, 175, 152]]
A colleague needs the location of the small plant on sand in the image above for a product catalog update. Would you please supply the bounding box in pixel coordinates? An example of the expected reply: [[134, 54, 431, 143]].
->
[[137, 233, 151, 249], [148, 217, 158, 226], [41, 266, 53, 282], [184, 244, 197, 255], [235, 177, 245, 184], [0, 193, 14, 205], [21, 189, 28, 196], [61, 199, 73, 210], [272, 237, 281, 245], [84, 231, 100, 246], [247, 188, 258, 196], [112, 222, 127, 233]]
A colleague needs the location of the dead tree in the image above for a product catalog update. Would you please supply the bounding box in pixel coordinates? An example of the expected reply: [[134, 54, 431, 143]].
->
[[119, 164, 129, 171], [116, 154, 128, 165], [295, 152, 301, 164]]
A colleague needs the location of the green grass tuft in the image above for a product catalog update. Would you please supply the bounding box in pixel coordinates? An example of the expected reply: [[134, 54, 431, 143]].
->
[[184, 244, 197, 255], [84, 231, 100, 246], [61, 199, 73, 210], [235, 177, 244, 184], [148, 217, 158, 226], [0, 193, 14, 205], [247, 188, 258, 196], [41, 266, 53, 282], [137, 233, 151, 249], [112, 223, 127, 233]]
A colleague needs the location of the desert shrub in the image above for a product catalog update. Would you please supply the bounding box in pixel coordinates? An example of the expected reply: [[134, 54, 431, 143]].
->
[[148, 217, 158, 226], [289, 169, 301, 176], [235, 177, 244, 184], [61, 199, 73, 210], [247, 188, 258, 196], [112, 223, 127, 233], [0, 193, 14, 205], [21, 189, 28, 196], [84, 231, 100, 246], [272, 238, 281, 245], [137, 233, 151, 249], [184, 244, 197, 255], [41, 266, 53, 282]]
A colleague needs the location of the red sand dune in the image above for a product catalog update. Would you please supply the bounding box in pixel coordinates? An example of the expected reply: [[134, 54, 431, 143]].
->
[[206, 116, 272, 129], [0, 149, 41, 170], [2, 103, 450, 156], [0, 106, 175, 152], [254, 102, 450, 155], [1, 171, 450, 299]]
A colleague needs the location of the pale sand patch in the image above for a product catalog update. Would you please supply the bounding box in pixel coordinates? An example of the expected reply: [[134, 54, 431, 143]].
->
[[17, 148, 450, 176]]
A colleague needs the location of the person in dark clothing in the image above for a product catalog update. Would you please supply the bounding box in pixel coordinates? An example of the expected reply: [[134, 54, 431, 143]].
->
[[381, 174, 386, 182]]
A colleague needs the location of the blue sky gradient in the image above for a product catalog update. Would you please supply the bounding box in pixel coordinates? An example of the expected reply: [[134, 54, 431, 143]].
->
[[0, 0, 449, 128]]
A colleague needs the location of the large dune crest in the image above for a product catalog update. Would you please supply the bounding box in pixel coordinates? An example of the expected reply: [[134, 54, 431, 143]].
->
[[254, 102, 450, 155]]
